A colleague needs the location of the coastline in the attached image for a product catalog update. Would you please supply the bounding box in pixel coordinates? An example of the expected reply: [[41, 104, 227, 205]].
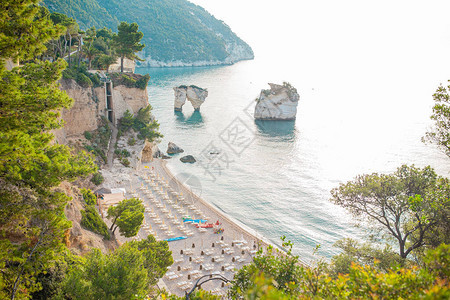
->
[[156, 159, 272, 249]]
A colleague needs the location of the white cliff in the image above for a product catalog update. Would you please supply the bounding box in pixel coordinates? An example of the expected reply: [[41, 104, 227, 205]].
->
[[173, 85, 208, 111], [254, 83, 300, 120]]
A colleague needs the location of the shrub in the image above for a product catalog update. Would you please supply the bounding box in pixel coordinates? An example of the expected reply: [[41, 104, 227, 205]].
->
[[84, 131, 93, 140], [127, 137, 136, 146], [122, 74, 136, 88], [81, 206, 110, 239], [76, 73, 93, 87], [121, 158, 130, 167], [89, 73, 101, 87], [121, 149, 131, 157], [135, 74, 150, 89], [91, 172, 104, 185], [80, 188, 97, 206]]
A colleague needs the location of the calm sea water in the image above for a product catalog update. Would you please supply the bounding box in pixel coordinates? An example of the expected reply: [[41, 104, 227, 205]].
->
[[136, 56, 448, 261]]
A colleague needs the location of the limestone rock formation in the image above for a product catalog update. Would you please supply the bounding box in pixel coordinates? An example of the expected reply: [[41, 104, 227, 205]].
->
[[254, 83, 300, 120], [180, 155, 196, 163], [167, 142, 184, 154], [173, 85, 208, 111], [55, 78, 149, 143], [173, 86, 187, 111]]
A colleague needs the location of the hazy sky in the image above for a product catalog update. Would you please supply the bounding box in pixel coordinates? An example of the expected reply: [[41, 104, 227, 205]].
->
[[189, 0, 450, 79]]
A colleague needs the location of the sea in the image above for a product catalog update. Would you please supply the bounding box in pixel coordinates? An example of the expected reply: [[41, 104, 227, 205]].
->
[[135, 0, 450, 262]]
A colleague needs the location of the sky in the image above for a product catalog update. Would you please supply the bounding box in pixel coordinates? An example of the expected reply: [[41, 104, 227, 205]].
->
[[189, 0, 450, 79]]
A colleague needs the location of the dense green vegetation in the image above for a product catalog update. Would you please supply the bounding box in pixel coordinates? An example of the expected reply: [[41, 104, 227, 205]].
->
[[107, 197, 145, 237], [227, 240, 449, 299], [81, 205, 110, 239], [42, 0, 254, 63], [118, 105, 163, 142], [0, 1, 98, 298], [110, 72, 151, 90]]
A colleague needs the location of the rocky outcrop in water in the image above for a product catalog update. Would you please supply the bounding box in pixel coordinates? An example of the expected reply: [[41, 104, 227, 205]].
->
[[180, 155, 196, 163], [173, 85, 208, 111], [254, 83, 300, 120], [167, 142, 184, 154]]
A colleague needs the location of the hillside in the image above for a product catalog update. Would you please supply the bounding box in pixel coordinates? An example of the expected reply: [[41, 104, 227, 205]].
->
[[42, 0, 254, 66]]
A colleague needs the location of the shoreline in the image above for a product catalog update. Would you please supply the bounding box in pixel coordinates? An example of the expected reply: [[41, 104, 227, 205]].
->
[[156, 159, 272, 249]]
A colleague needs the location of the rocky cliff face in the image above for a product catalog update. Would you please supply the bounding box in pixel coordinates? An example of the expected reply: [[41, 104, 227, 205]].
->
[[55, 79, 149, 143], [254, 83, 300, 120], [173, 85, 208, 111]]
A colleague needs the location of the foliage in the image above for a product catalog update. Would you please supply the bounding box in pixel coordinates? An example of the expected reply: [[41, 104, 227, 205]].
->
[[63, 246, 149, 299], [118, 106, 163, 142], [230, 241, 450, 299], [135, 74, 150, 89], [42, 0, 254, 63], [423, 80, 450, 157], [129, 235, 174, 285], [330, 164, 446, 259], [62, 63, 102, 87], [80, 188, 96, 206], [0, 0, 64, 63], [81, 205, 110, 239], [107, 197, 144, 237], [330, 238, 406, 275], [134, 105, 163, 141], [110, 71, 150, 90], [0, 14, 97, 296], [84, 130, 93, 140], [83, 117, 112, 164], [30, 251, 73, 300], [128, 137, 136, 146], [91, 172, 104, 185], [112, 21, 144, 72], [121, 158, 130, 167]]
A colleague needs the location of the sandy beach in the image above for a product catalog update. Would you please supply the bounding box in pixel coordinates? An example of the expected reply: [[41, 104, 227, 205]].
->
[[105, 158, 271, 297]]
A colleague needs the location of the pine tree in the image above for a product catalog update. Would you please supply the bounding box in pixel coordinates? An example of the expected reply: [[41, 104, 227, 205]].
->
[[112, 22, 145, 72]]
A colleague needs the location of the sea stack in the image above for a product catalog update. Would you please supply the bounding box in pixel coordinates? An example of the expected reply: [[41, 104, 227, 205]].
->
[[173, 85, 208, 111], [254, 82, 300, 120], [173, 86, 187, 111]]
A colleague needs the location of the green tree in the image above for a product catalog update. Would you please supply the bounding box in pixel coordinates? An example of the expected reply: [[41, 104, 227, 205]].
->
[[107, 197, 144, 237], [0, 0, 63, 63], [82, 27, 100, 69], [98, 54, 117, 72], [330, 238, 405, 275], [112, 21, 145, 73], [129, 235, 173, 285], [0, 2, 96, 298], [423, 81, 450, 157], [64, 245, 149, 300], [229, 242, 450, 299], [330, 165, 445, 259]]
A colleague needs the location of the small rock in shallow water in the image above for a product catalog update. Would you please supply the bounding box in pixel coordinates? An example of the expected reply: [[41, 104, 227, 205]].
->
[[180, 155, 196, 163], [167, 142, 184, 154]]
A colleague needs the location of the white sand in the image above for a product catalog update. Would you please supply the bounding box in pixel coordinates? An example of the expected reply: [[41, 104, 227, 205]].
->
[[111, 159, 272, 297]]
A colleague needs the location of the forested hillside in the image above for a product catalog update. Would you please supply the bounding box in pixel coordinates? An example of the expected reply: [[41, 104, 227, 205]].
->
[[42, 0, 254, 65]]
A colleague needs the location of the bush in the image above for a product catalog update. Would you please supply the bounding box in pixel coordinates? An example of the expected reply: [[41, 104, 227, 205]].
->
[[84, 131, 93, 140], [91, 172, 104, 185], [80, 188, 97, 206], [121, 149, 130, 157], [121, 158, 130, 167], [122, 74, 136, 88], [90, 73, 101, 87], [135, 74, 150, 89], [81, 206, 110, 239], [127, 137, 136, 146], [76, 73, 93, 87]]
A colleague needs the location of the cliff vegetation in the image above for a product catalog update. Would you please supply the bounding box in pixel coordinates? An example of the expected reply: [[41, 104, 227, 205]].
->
[[42, 0, 254, 65]]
